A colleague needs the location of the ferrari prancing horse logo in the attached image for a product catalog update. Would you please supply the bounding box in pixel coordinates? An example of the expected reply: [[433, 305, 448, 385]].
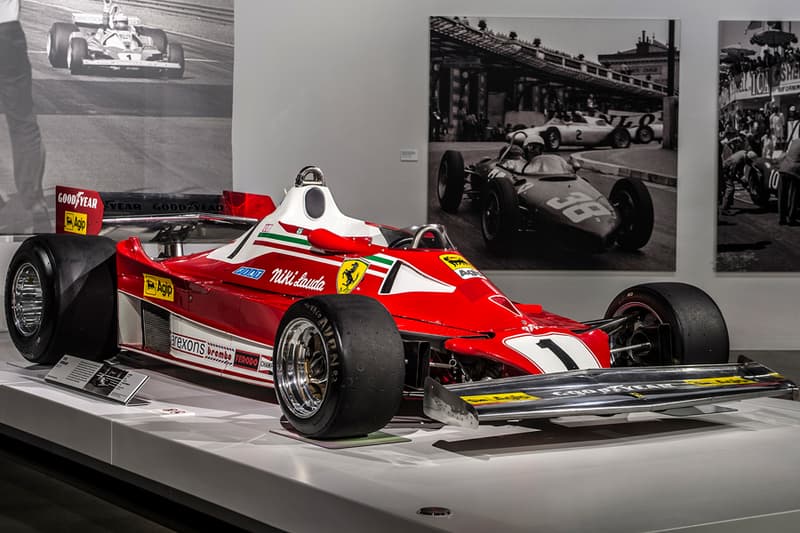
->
[[337, 259, 368, 294]]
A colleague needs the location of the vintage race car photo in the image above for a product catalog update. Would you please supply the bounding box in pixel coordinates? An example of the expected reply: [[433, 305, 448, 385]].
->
[[511, 113, 631, 151], [46, 1, 185, 78], [4, 168, 795, 440], [438, 131, 654, 254], [741, 155, 782, 208]]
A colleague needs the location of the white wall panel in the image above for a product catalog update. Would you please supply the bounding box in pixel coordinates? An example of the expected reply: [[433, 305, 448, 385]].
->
[[233, 0, 800, 350]]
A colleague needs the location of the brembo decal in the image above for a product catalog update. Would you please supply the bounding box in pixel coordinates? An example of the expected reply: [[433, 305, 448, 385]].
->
[[439, 254, 484, 280]]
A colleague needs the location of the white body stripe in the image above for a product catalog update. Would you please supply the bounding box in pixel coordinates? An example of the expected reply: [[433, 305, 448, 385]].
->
[[504, 333, 601, 373]]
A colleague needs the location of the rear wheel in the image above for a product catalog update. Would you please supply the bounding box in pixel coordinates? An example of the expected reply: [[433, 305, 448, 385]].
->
[[747, 164, 770, 207], [605, 283, 729, 366], [67, 37, 88, 75], [139, 27, 168, 53], [544, 128, 561, 151], [437, 150, 465, 213], [4, 235, 117, 365], [47, 23, 76, 68], [481, 178, 520, 255], [611, 128, 632, 149], [273, 295, 405, 439], [610, 178, 654, 251]]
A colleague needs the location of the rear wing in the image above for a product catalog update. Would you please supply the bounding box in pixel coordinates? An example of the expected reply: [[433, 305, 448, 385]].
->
[[72, 13, 142, 28], [55, 186, 275, 243]]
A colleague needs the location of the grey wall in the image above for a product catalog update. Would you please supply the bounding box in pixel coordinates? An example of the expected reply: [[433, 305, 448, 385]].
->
[[233, 0, 800, 350]]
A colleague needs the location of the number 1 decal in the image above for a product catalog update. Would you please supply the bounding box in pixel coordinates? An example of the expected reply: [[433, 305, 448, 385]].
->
[[504, 333, 600, 373]]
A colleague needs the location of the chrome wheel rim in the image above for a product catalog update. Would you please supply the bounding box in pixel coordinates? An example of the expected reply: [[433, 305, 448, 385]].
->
[[275, 317, 330, 419], [12, 263, 44, 337]]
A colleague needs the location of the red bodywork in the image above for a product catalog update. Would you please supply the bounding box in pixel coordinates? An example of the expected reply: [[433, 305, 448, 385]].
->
[[64, 182, 612, 388]]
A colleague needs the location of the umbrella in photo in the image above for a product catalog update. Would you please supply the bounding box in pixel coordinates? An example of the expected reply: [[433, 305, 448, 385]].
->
[[721, 43, 756, 58], [750, 28, 797, 48]]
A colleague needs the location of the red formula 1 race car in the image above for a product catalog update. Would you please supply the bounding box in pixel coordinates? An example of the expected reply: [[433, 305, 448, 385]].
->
[[5, 168, 796, 439]]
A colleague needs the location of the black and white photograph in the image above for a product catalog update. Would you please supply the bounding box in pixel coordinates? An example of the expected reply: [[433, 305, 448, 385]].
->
[[428, 16, 679, 271], [0, 0, 234, 233], [717, 21, 800, 272]]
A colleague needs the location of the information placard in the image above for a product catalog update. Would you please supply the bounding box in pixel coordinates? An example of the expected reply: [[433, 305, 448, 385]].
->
[[45, 355, 148, 405]]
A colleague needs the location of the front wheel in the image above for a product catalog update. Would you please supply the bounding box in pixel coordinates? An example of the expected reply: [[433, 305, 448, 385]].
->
[[166, 42, 185, 79], [67, 37, 88, 75], [437, 150, 465, 213], [605, 283, 729, 366], [481, 178, 520, 255], [4, 235, 118, 365], [273, 295, 405, 439], [610, 178, 654, 251], [635, 126, 654, 144]]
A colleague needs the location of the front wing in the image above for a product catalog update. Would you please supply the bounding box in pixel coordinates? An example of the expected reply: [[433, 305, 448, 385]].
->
[[81, 59, 182, 70], [423, 360, 797, 428]]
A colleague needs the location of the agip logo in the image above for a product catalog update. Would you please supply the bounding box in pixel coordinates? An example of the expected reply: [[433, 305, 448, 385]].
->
[[64, 210, 88, 235], [143, 274, 174, 302], [337, 259, 368, 294]]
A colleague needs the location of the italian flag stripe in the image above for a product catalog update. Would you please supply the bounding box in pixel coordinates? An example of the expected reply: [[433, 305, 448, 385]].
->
[[258, 232, 308, 246]]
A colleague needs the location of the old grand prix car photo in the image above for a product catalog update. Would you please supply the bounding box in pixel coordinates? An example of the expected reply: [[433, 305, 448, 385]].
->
[[4, 168, 796, 440], [46, 1, 185, 78], [511, 113, 631, 151], [438, 132, 654, 254]]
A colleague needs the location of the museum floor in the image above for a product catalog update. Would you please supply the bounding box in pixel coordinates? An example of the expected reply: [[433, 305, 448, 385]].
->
[[0, 433, 248, 533]]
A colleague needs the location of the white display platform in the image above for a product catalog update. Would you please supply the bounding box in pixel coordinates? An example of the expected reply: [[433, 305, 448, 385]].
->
[[2, 335, 800, 533]]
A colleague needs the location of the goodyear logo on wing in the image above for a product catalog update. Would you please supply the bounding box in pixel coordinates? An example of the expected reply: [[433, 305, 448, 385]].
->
[[460, 392, 539, 406], [233, 266, 266, 280], [64, 210, 88, 235], [685, 376, 757, 386], [143, 274, 174, 302], [337, 259, 368, 294]]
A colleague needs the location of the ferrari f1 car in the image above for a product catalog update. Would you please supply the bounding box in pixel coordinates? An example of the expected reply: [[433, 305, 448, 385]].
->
[[438, 132, 654, 254], [46, 1, 184, 78], [511, 113, 631, 151], [5, 169, 796, 439]]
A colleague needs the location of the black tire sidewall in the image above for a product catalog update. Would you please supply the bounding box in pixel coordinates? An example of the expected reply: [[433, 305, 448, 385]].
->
[[605, 282, 729, 365], [4, 241, 59, 364], [481, 178, 519, 254], [69, 38, 87, 74], [636, 126, 654, 144], [438, 150, 465, 213], [612, 128, 631, 148], [610, 178, 654, 250], [48, 23, 75, 68], [274, 295, 405, 439], [167, 43, 185, 78]]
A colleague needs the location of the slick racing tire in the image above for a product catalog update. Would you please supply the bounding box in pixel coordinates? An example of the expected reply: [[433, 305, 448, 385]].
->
[[139, 27, 168, 53], [544, 128, 561, 151], [166, 43, 185, 79], [437, 150, 466, 213], [610, 128, 632, 149], [273, 295, 405, 439], [67, 37, 88, 75], [609, 178, 654, 251], [5, 235, 118, 365], [747, 163, 770, 208], [635, 126, 654, 144], [481, 177, 520, 255], [47, 23, 76, 68], [605, 283, 729, 366]]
